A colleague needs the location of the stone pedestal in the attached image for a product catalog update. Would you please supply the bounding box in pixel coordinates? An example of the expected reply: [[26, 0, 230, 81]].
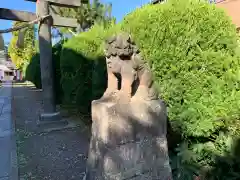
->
[[86, 98, 172, 180]]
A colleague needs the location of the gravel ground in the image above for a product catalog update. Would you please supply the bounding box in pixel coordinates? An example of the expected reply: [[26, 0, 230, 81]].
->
[[12, 83, 90, 180]]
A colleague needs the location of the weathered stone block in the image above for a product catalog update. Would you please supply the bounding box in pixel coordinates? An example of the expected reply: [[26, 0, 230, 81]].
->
[[85, 33, 172, 180], [86, 99, 172, 180]]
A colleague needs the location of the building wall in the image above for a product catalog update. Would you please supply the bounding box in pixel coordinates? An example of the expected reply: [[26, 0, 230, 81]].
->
[[216, 0, 240, 29]]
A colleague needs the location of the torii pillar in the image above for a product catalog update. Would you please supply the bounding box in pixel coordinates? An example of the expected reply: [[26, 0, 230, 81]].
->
[[37, 0, 65, 126]]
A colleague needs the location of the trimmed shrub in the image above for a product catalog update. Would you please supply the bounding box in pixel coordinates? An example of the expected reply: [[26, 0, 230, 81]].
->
[[102, 0, 240, 177], [118, 0, 239, 137], [25, 40, 64, 104], [60, 24, 107, 114], [25, 53, 41, 88]]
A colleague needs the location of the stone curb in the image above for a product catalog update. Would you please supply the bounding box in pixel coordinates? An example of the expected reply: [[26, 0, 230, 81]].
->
[[0, 82, 18, 180]]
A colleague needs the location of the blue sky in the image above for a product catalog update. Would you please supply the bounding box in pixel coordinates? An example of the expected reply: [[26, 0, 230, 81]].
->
[[0, 0, 149, 44]]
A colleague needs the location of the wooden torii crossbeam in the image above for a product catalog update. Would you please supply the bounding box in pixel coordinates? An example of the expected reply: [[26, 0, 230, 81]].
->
[[27, 0, 83, 7], [0, 0, 84, 27], [0, 0, 87, 127], [0, 8, 78, 28]]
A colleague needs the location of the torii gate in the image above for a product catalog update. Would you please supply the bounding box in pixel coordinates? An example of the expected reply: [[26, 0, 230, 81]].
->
[[0, 0, 86, 126]]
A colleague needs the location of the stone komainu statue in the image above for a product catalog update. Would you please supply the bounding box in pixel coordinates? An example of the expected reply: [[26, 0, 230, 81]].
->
[[86, 33, 172, 180], [103, 33, 158, 103]]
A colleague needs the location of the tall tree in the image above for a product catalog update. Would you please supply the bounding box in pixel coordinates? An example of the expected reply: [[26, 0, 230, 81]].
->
[[51, 0, 115, 39], [8, 22, 36, 70], [0, 34, 4, 50]]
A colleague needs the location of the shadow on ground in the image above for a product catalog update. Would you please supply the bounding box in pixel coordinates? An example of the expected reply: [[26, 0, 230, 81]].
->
[[12, 82, 240, 180]]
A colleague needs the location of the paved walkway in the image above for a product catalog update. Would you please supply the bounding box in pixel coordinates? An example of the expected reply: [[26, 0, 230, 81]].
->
[[0, 82, 18, 180], [12, 82, 91, 180]]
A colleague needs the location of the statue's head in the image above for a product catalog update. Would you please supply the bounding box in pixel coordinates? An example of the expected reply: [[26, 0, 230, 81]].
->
[[104, 33, 141, 73]]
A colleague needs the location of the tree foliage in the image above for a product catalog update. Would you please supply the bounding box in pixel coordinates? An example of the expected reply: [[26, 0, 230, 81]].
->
[[120, 0, 238, 137], [8, 22, 36, 71], [116, 0, 240, 178], [52, 0, 115, 39]]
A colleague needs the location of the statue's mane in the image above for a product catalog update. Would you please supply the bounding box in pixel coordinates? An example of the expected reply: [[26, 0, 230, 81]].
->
[[105, 33, 140, 59]]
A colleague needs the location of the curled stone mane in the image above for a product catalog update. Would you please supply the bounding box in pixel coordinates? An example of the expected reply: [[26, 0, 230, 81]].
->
[[105, 33, 140, 59]]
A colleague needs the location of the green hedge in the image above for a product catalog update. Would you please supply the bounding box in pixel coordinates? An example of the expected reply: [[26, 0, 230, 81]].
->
[[25, 40, 64, 104], [119, 0, 239, 137], [60, 25, 107, 114], [113, 0, 240, 178], [25, 53, 41, 88]]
